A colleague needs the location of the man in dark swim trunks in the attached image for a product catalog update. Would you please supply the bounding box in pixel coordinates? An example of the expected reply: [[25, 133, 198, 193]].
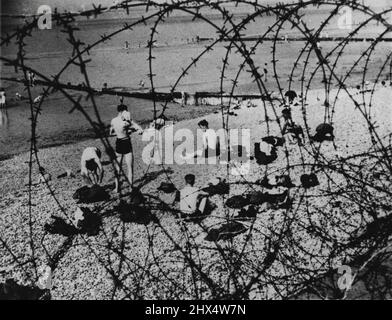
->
[[110, 104, 143, 193]]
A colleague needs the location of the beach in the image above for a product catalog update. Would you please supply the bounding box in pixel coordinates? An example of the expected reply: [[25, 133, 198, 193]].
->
[[1, 84, 391, 299], [1, 1, 392, 300]]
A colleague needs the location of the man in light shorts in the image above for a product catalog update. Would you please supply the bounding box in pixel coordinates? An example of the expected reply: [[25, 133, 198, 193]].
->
[[110, 104, 143, 193], [81, 147, 104, 185]]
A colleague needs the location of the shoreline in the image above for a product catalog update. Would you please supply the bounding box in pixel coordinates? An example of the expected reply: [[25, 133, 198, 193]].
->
[[1, 81, 387, 163]]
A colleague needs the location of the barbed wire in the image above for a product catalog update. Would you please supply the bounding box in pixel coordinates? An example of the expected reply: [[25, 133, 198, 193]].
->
[[1, 0, 392, 299]]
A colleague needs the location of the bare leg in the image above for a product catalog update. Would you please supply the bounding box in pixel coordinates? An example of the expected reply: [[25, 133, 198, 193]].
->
[[82, 173, 92, 186], [124, 152, 134, 191], [114, 154, 123, 193], [198, 197, 208, 214], [91, 172, 99, 185]]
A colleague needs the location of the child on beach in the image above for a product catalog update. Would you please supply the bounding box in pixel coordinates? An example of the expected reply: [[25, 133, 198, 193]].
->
[[81, 147, 104, 185], [110, 104, 143, 193], [179, 174, 209, 216]]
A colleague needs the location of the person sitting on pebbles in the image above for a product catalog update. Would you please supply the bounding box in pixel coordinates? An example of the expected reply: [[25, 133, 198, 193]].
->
[[179, 174, 209, 217], [80, 147, 104, 186]]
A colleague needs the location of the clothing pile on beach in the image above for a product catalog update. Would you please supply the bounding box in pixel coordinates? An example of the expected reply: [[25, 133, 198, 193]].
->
[[225, 190, 289, 209], [117, 189, 157, 225], [202, 178, 230, 196], [44, 207, 102, 237], [311, 123, 334, 142], [73, 185, 110, 204], [205, 221, 247, 242]]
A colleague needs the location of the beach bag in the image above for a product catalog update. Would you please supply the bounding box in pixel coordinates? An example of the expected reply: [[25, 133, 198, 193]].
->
[[300, 173, 319, 188], [205, 222, 247, 242], [73, 185, 110, 204], [225, 195, 249, 209]]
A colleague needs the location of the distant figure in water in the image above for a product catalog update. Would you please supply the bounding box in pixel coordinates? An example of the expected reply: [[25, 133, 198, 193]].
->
[[263, 63, 268, 82], [139, 80, 145, 88], [125, 40, 130, 50], [0, 88, 6, 109], [81, 147, 104, 185], [110, 104, 144, 193]]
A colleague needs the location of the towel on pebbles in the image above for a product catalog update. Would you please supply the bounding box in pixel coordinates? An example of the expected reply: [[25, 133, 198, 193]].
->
[[205, 221, 247, 242]]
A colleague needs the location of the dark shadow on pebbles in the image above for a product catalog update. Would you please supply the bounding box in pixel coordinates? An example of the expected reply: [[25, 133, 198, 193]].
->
[[134, 168, 174, 189]]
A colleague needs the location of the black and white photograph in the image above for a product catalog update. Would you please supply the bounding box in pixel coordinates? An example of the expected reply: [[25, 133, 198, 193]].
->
[[1, 0, 392, 306]]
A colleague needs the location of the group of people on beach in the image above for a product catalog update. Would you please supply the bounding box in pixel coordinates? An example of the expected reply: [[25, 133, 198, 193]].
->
[[80, 103, 144, 194], [78, 99, 219, 214], [52, 82, 340, 223]]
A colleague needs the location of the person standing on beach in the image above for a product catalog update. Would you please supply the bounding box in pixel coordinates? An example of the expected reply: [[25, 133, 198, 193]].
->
[[263, 63, 268, 82], [81, 147, 104, 185], [110, 104, 143, 193], [28, 71, 36, 87], [0, 89, 6, 109]]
